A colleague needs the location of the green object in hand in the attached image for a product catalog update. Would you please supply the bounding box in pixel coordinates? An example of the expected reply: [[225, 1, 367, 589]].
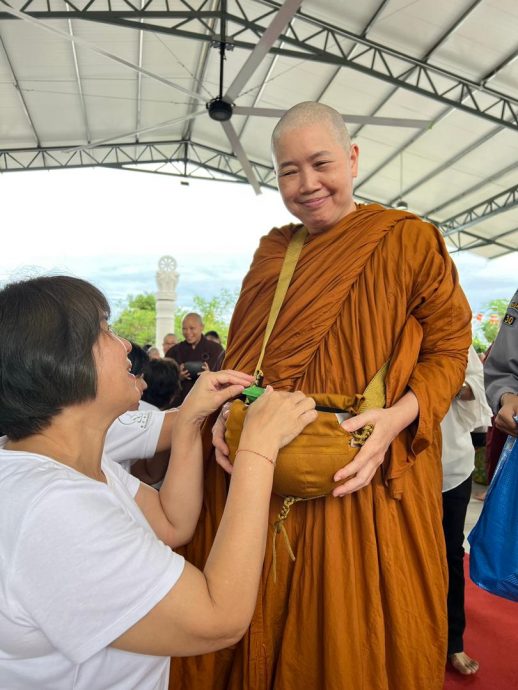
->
[[242, 385, 266, 404]]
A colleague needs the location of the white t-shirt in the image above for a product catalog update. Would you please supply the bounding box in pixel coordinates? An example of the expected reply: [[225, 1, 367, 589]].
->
[[105, 409, 165, 472], [441, 346, 493, 492], [0, 440, 185, 690], [139, 400, 160, 412]]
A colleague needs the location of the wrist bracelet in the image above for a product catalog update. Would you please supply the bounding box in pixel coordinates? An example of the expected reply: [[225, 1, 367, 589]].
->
[[236, 449, 276, 467]]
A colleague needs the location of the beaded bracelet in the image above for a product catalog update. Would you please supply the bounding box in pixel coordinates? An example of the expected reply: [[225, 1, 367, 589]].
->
[[235, 449, 275, 467]]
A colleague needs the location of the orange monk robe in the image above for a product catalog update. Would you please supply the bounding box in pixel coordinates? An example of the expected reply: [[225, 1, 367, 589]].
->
[[171, 204, 472, 690]]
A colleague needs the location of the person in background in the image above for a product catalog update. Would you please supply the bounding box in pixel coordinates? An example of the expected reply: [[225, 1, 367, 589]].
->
[[129, 357, 183, 486], [127, 342, 149, 407], [484, 289, 518, 437], [205, 330, 222, 345], [142, 358, 182, 411], [162, 332, 178, 357], [441, 345, 492, 675], [147, 346, 162, 361], [165, 313, 224, 401], [0, 274, 316, 690]]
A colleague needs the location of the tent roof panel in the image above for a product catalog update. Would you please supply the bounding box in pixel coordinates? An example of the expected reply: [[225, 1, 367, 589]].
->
[[0, 0, 516, 256]]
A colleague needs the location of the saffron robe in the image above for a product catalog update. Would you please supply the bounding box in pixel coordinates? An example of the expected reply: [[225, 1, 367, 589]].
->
[[170, 204, 472, 690]]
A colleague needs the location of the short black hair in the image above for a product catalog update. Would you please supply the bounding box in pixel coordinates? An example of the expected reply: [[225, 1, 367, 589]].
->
[[0, 275, 110, 440], [205, 330, 220, 339], [142, 359, 182, 410], [128, 342, 148, 377]]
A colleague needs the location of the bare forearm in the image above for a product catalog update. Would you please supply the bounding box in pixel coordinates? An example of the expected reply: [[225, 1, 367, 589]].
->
[[155, 409, 179, 453], [203, 430, 276, 633], [158, 413, 204, 543], [390, 389, 419, 433]]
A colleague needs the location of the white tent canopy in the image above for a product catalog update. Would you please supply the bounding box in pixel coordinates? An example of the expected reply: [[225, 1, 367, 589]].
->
[[0, 0, 517, 257]]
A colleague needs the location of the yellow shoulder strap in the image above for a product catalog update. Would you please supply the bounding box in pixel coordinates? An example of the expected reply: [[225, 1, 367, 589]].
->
[[254, 226, 389, 401], [254, 226, 308, 382], [359, 361, 389, 412]]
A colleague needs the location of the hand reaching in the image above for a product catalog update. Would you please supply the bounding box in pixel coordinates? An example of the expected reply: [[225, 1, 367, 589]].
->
[[213, 389, 318, 474], [212, 403, 233, 473], [242, 388, 317, 450], [180, 370, 254, 425]]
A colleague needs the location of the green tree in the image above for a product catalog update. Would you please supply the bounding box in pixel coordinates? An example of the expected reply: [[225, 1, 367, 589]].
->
[[113, 289, 239, 347], [472, 297, 510, 351], [472, 335, 488, 355], [112, 293, 156, 345]]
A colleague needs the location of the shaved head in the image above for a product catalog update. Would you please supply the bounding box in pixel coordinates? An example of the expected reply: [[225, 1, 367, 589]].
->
[[183, 312, 203, 327], [182, 312, 204, 346], [271, 101, 352, 168]]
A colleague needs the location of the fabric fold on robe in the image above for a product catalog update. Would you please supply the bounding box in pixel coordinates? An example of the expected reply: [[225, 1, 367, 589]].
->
[[171, 204, 472, 690]]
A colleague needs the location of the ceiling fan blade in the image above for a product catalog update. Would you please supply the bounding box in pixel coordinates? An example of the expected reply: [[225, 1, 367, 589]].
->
[[234, 106, 430, 128], [233, 106, 286, 118], [224, 0, 303, 103], [64, 109, 207, 153], [342, 115, 430, 128], [2, 4, 204, 102], [221, 120, 262, 195]]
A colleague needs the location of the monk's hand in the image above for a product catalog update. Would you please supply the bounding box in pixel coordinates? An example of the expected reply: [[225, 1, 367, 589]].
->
[[179, 364, 191, 381], [333, 391, 419, 497], [495, 393, 518, 436], [213, 402, 234, 474], [181, 370, 254, 426]]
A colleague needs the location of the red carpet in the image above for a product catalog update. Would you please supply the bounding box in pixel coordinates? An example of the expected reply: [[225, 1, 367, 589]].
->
[[443, 556, 518, 689]]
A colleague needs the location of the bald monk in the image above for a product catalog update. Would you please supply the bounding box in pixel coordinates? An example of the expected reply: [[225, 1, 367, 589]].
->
[[166, 313, 224, 401], [171, 102, 472, 690]]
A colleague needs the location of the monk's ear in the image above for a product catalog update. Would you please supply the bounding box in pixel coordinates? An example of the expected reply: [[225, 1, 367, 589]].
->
[[349, 144, 360, 178]]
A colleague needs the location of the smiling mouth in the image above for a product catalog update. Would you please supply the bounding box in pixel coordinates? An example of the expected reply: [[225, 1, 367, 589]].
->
[[301, 196, 329, 208]]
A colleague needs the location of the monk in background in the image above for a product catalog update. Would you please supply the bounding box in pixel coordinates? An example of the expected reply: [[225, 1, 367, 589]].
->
[[171, 102, 472, 690]]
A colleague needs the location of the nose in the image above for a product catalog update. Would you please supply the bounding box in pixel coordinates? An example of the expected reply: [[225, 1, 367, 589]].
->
[[299, 166, 320, 194], [121, 337, 132, 353]]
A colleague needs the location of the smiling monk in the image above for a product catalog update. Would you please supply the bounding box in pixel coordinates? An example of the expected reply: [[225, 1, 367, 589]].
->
[[170, 102, 472, 690]]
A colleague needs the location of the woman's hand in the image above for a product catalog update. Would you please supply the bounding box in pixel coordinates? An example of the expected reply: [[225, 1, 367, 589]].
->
[[212, 403, 234, 473], [180, 370, 254, 425], [239, 388, 317, 453]]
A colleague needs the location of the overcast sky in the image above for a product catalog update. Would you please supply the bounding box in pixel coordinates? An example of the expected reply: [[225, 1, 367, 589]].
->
[[1, 167, 515, 323]]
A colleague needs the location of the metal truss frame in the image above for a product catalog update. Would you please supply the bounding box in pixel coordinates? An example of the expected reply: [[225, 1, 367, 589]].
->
[[435, 182, 518, 236], [0, 138, 279, 187], [1, 0, 518, 132], [447, 226, 518, 257], [1, 136, 516, 255], [1, 0, 516, 255]]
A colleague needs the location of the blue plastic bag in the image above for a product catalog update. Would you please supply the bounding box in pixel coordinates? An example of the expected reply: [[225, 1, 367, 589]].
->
[[468, 435, 518, 602]]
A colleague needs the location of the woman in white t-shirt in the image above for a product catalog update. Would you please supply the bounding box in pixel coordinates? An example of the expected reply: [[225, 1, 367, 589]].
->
[[0, 275, 317, 690]]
